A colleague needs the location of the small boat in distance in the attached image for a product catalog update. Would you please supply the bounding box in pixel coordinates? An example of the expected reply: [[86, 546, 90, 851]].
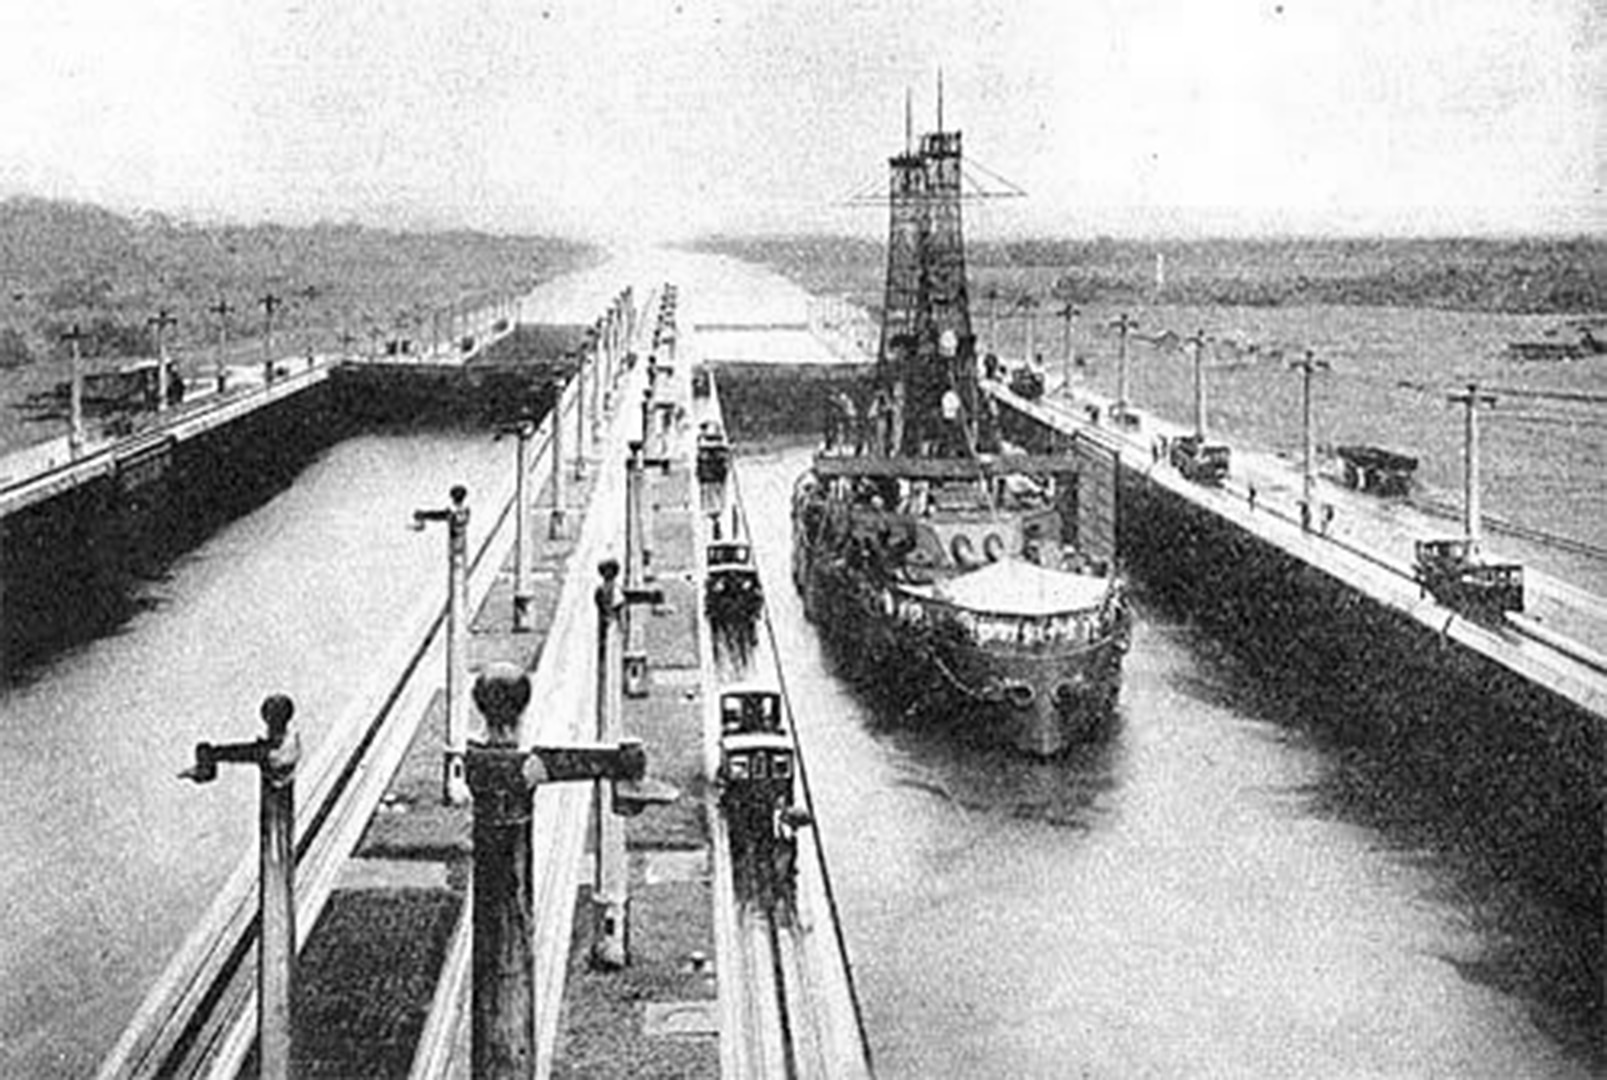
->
[[1505, 322, 1604, 362]]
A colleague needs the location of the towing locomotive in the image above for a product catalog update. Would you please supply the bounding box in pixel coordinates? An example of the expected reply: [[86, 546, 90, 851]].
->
[[717, 686, 809, 908]]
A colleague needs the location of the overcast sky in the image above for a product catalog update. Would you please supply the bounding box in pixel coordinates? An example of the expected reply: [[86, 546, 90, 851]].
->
[[1, 0, 1599, 242]]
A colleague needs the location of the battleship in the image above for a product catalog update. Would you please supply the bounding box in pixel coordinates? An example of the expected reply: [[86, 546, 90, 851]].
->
[[790, 104, 1130, 756]]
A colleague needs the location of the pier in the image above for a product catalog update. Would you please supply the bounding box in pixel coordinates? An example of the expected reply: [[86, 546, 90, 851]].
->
[[87, 266, 870, 1078], [987, 378, 1607, 723]]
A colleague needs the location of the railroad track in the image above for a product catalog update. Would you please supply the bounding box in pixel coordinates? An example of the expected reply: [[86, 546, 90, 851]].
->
[[695, 369, 872, 1080], [96, 368, 581, 1079]]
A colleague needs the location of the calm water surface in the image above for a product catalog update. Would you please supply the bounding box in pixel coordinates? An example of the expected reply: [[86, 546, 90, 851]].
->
[[741, 447, 1601, 1079], [0, 428, 508, 1077]]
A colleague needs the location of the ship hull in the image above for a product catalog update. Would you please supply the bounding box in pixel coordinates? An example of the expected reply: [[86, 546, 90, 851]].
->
[[798, 529, 1127, 757]]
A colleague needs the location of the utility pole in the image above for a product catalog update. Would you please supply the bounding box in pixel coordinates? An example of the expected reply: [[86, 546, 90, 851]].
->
[[1448, 382, 1498, 554], [61, 324, 86, 453], [210, 298, 232, 393], [1289, 350, 1330, 531], [180, 696, 301, 1080], [1110, 313, 1139, 420], [147, 308, 177, 414], [261, 293, 282, 386], [413, 485, 472, 804]]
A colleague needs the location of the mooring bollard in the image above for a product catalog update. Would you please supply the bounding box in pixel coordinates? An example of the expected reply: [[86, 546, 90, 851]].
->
[[497, 419, 537, 632], [466, 664, 676, 1076], [180, 695, 301, 1080], [413, 485, 472, 805]]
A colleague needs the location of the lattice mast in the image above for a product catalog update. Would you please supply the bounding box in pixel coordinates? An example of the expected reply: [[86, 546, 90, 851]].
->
[[877, 89, 928, 457], [875, 78, 990, 457]]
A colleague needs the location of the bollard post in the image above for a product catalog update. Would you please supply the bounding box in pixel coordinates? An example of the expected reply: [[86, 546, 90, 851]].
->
[[413, 485, 472, 804], [466, 669, 537, 1079], [549, 379, 567, 539], [498, 419, 537, 631], [466, 664, 679, 1076], [180, 695, 301, 1080]]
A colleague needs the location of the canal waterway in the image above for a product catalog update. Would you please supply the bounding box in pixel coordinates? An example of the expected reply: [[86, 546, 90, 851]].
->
[[740, 446, 1602, 1079], [2, 248, 1600, 1076], [0, 426, 510, 1076]]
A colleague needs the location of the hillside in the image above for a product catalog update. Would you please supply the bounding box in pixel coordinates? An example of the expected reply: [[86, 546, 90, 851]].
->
[[0, 196, 597, 367]]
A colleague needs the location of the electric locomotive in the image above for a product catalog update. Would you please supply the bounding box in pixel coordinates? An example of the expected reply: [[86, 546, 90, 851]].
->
[[706, 539, 764, 626], [717, 686, 809, 906]]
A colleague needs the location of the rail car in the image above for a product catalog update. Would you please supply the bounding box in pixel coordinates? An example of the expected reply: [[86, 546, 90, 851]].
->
[[1169, 433, 1231, 485], [55, 359, 184, 413], [697, 421, 732, 483], [718, 686, 809, 906], [1414, 538, 1524, 620], [706, 539, 764, 629]]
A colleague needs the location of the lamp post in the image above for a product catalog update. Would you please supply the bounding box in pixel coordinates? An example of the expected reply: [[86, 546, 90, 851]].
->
[[1289, 350, 1330, 532], [180, 696, 301, 1080], [1449, 383, 1498, 555], [413, 486, 472, 804], [261, 293, 282, 385], [1059, 303, 1079, 397], [61, 324, 86, 453], [147, 308, 177, 414], [498, 418, 537, 631], [1185, 330, 1208, 439], [549, 378, 567, 539], [1110, 313, 1138, 420], [210, 298, 232, 392]]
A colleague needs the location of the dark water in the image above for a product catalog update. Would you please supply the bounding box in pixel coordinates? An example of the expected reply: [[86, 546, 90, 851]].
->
[[740, 447, 1602, 1079], [0, 428, 508, 1077]]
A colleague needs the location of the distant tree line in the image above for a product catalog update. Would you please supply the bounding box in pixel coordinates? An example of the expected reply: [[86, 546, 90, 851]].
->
[[0, 196, 596, 366]]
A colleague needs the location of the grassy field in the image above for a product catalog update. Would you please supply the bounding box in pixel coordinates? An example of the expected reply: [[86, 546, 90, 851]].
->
[[0, 196, 598, 455], [692, 233, 1606, 318]]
